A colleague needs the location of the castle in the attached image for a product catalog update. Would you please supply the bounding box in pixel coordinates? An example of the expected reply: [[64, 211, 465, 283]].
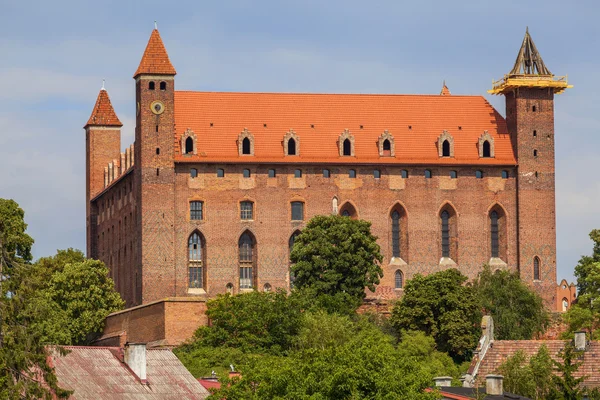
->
[[85, 27, 572, 310]]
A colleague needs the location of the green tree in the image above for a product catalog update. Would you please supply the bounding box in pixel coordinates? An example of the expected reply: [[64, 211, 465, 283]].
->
[[209, 314, 438, 400], [390, 268, 481, 361], [564, 230, 600, 338], [290, 215, 383, 304], [498, 346, 554, 399], [551, 343, 586, 400], [193, 290, 303, 354], [0, 199, 70, 399], [474, 266, 548, 340]]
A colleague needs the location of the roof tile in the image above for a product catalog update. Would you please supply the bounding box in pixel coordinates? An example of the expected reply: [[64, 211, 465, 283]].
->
[[134, 29, 176, 78], [85, 89, 122, 128]]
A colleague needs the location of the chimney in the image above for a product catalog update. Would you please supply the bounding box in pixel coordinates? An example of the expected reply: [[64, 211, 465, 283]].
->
[[574, 331, 587, 351], [433, 376, 452, 387], [124, 343, 147, 382], [485, 374, 503, 395]]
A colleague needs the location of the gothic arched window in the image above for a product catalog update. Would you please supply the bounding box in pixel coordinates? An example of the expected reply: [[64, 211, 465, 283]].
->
[[441, 210, 450, 258], [483, 141, 491, 158], [343, 139, 351, 156], [490, 210, 499, 258], [395, 270, 403, 289], [288, 138, 297, 155], [533, 257, 541, 280], [242, 138, 251, 155], [442, 140, 451, 157], [391, 210, 401, 258], [185, 137, 194, 154], [239, 232, 255, 289], [188, 232, 204, 289]]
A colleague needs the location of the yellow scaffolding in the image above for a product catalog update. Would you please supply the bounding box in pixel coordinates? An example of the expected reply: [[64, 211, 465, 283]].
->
[[488, 74, 572, 95]]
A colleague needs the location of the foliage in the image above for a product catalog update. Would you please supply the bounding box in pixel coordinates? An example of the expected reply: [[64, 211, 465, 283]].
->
[[564, 230, 600, 338], [208, 313, 438, 400], [290, 215, 383, 303], [193, 290, 303, 354], [551, 343, 586, 400], [474, 266, 548, 340], [498, 346, 554, 400], [390, 268, 481, 361], [0, 199, 70, 399], [0, 198, 34, 270]]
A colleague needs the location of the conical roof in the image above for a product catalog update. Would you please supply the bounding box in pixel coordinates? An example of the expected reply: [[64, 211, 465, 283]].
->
[[134, 29, 176, 78], [85, 88, 122, 128], [509, 28, 551, 76]]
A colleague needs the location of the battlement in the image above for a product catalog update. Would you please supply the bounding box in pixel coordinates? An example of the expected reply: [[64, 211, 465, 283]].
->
[[104, 144, 134, 188]]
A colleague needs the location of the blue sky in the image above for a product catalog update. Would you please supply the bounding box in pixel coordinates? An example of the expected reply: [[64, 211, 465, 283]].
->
[[1, 0, 598, 283]]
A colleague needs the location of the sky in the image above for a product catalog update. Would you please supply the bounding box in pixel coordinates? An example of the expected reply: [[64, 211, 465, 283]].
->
[[1, 0, 598, 283]]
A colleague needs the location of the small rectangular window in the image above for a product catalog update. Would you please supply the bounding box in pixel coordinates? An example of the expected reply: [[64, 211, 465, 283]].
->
[[190, 201, 203, 220], [425, 170, 432, 179], [217, 168, 225, 178], [190, 168, 198, 178], [189, 267, 203, 288], [291, 201, 304, 221], [450, 170, 457, 179], [240, 266, 253, 289], [502, 170, 509, 179], [243, 169, 251, 178], [374, 169, 381, 179], [401, 169, 408, 179], [268, 169, 276, 178], [323, 169, 330, 178], [240, 201, 253, 220], [294, 169, 302, 178], [476, 170, 484, 179], [349, 169, 356, 178]]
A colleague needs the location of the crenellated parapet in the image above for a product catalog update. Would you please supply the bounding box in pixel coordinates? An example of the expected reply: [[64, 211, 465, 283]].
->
[[104, 144, 134, 188]]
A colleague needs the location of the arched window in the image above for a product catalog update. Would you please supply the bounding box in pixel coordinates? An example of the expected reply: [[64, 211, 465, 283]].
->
[[349, 169, 356, 178], [383, 139, 391, 152], [490, 210, 499, 258], [425, 169, 432, 179], [243, 169, 251, 178], [264, 283, 272, 292], [401, 170, 409, 179], [442, 140, 451, 157], [239, 232, 255, 289], [217, 168, 225, 178], [394, 270, 403, 289], [476, 170, 484, 179], [288, 138, 296, 155], [339, 202, 357, 219], [289, 230, 301, 258], [149, 81, 155, 90], [562, 298, 569, 312], [242, 138, 251, 155], [190, 168, 198, 178], [226, 283, 234, 294], [160, 81, 166, 90], [450, 170, 457, 179], [188, 232, 203, 289], [391, 210, 400, 258], [483, 141, 491, 158], [294, 169, 302, 178], [441, 210, 450, 258], [343, 139, 352, 156], [185, 137, 194, 154], [533, 257, 540, 280]]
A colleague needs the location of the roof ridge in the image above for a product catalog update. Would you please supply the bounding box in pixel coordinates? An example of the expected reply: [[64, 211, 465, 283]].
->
[[134, 29, 176, 78], [174, 90, 483, 98]]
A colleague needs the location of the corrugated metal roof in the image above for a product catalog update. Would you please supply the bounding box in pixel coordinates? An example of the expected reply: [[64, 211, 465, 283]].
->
[[51, 346, 209, 399]]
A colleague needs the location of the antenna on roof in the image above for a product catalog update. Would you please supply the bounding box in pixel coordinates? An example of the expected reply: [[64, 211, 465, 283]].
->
[[154, 20, 158, 30], [101, 79, 106, 91]]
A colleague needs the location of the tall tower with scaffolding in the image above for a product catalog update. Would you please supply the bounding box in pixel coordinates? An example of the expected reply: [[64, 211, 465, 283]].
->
[[489, 28, 571, 305]]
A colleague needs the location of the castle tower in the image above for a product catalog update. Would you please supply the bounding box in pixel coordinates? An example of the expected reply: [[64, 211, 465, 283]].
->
[[133, 28, 177, 305], [85, 85, 122, 257], [489, 29, 571, 305]]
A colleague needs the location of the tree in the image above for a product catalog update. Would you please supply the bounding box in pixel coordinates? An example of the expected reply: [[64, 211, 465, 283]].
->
[[208, 313, 438, 400], [390, 269, 481, 361], [0, 199, 70, 399], [498, 346, 554, 400], [290, 215, 383, 304], [551, 343, 586, 400], [474, 266, 548, 340], [192, 290, 303, 354], [564, 230, 600, 338]]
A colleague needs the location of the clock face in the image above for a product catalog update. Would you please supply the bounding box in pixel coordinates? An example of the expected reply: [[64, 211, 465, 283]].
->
[[150, 100, 165, 115]]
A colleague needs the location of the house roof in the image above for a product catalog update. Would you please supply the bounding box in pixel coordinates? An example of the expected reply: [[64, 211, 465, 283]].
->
[[436, 386, 530, 399], [173, 91, 514, 166], [85, 89, 122, 128], [134, 29, 176, 78], [51, 346, 209, 399], [474, 340, 600, 388]]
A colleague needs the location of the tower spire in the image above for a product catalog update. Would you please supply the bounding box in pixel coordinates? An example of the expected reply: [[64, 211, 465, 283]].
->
[[488, 28, 571, 95], [85, 88, 122, 128], [134, 28, 176, 78]]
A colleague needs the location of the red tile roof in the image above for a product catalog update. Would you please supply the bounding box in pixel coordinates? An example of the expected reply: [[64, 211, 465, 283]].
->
[[85, 89, 122, 128], [134, 29, 176, 78], [51, 346, 209, 399], [475, 340, 600, 388], [173, 92, 514, 165]]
